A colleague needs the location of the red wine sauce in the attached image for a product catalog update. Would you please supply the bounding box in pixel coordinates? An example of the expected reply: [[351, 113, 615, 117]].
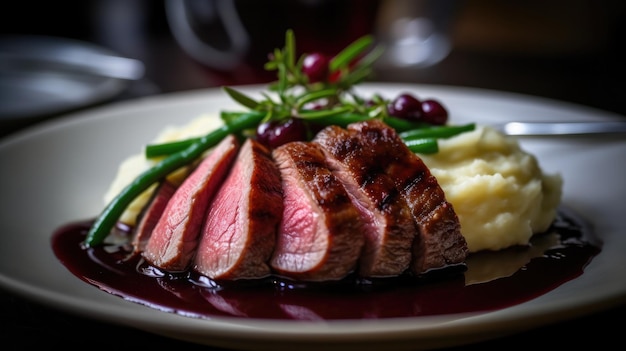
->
[[51, 207, 600, 320]]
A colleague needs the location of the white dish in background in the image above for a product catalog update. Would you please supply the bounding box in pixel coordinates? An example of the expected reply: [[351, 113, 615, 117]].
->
[[0, 35, 143, 124], [0, 83, 625, 351]]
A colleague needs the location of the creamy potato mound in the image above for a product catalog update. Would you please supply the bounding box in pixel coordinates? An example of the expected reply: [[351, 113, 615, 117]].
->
[[105, 116, 562, 253], [103, 114, 221, 225], [420, 126, 562, 252]]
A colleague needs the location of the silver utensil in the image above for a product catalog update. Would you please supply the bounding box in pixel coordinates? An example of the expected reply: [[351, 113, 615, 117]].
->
[[0, 35, 145, 81], [0, 51, 145, 81], [494, 121, 626, 136]]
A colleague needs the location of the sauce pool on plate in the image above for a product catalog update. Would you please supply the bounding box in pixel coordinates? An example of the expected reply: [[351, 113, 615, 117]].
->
[[51, 207, 600, 320]]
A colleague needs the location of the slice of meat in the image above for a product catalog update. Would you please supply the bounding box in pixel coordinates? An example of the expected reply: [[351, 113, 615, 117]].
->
[[193, 139, 284, 280], [314, 125, 417, 277], [142, 135, 239, 272], [346, 119, 468, 275], [270, 141, 365, 281], [131, 180, 178, 253]]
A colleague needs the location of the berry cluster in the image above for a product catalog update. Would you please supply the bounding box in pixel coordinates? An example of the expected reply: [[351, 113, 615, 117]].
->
[[255, 52, 449, 148], [388, 94, 448, 126]]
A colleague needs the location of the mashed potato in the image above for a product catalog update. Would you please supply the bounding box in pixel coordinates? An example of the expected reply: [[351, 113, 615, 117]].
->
[[103, 114, 221, 225], [105, 116, 562, 253], [419, 126, 562, 252]]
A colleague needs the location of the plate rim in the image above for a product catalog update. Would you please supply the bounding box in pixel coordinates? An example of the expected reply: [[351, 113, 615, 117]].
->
[[1, 83, 625, 350]]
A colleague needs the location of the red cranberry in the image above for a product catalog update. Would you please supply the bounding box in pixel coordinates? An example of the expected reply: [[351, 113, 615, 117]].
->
[[302, 53, 330, 83], [387, 93, 423, 121], [256, 118, 308, 148], [420, 99, 448, 125]]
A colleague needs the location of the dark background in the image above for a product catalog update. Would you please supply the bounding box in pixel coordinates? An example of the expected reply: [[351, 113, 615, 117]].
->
[[1, 0, 625, 349], [1, 0, 624, 119]]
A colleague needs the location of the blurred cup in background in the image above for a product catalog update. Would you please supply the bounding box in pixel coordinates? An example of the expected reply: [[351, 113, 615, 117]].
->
[[374, 0, 459, 70]]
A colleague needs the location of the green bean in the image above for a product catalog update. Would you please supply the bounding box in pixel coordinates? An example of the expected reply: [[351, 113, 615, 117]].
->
[[145, 111, 265, 158], [399, 123, 475, 140], [146, 116, 471, 159], [145, 138, 200, 158], [145, 113, 366, 158], [304, 113, 428, 132], [299, 112, 368, 126], [145, 113, 378, 158], [305, 112, 441, 153], [402, 137, 439, 154], [84, 111, 265, 247], [146, 112, 447, 158], [383, 117, 429, 132]]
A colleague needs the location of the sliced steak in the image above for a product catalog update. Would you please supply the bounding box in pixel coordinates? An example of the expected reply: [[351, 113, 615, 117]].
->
[[142, 135, 239, 272], [270, 141, 365, 281], [314, 125, 417, 277], [194, 139, 283, 280], [132, 180, 178, 253], [346, 119, 468, 275]]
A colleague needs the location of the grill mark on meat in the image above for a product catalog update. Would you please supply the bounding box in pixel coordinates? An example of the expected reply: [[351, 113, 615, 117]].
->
[[314, 125, 417, 277], [194, 139, 283, 280], [346, 119, 468, 274], [142, 135, 239, 272], [136, 120, 466, 282], [132, 180, 178, 253], [270, 141, 364, 281]]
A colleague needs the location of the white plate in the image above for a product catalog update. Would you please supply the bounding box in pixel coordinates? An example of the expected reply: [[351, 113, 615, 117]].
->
[[1, 83, 625, 351]]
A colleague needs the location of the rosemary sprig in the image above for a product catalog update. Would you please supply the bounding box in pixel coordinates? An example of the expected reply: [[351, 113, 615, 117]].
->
[[226, 29, 385, 126]]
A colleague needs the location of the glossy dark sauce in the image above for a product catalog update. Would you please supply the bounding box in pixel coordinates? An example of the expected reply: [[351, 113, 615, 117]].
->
[[51, 207, 601, 320]]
